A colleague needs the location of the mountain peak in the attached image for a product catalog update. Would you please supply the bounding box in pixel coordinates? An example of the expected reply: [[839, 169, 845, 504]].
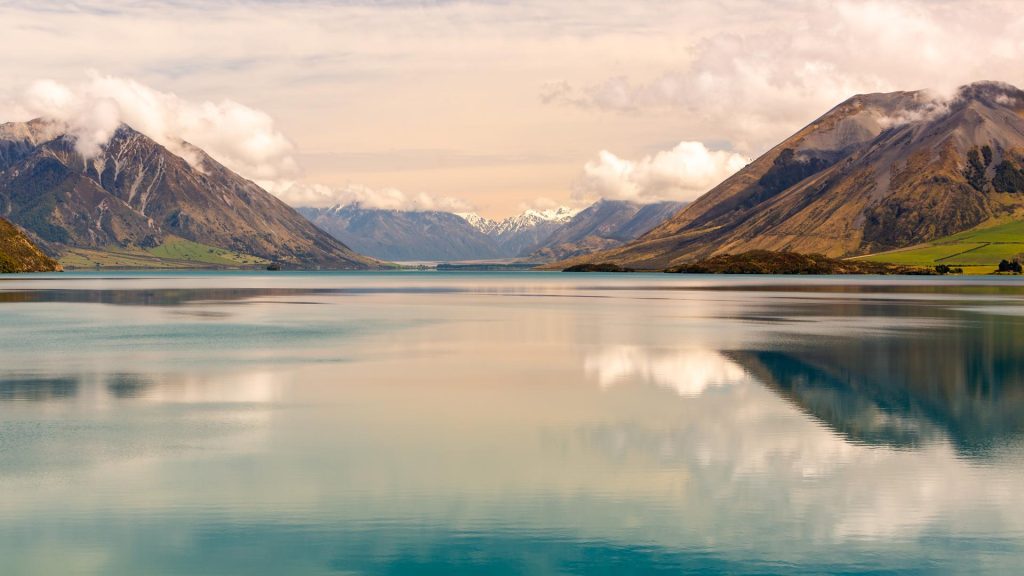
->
[[953, 80, 1024, 106], [556, 80, 1024, 270], [456, 206, 579, 236], [0, 118, 375, 268]]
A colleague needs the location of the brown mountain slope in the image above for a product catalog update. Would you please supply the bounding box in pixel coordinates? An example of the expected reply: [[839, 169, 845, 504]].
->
[[556, 81, 1024, 270], [0, 217, 61, 273], [0, 120, 377, 269]]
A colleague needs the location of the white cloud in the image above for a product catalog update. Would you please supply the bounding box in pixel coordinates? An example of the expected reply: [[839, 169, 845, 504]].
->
[[574, 141, 747, 204], [275, 182, 473, 212], [10, 72, 299, 186]]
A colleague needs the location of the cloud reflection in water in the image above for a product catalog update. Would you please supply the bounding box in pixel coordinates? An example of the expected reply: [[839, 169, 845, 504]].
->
[[585, 346, 747, 396]]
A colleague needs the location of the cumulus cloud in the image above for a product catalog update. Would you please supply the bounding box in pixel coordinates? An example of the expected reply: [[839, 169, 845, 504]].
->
[[573, 141, 747, 204], [275, 181, 473, 212], [10, 72, 299, 185]]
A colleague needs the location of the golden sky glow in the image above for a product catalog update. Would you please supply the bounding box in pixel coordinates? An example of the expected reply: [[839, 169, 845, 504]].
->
[[2, 1, 1023, 217]]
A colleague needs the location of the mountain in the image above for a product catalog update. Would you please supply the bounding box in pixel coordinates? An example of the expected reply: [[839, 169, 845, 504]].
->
[[556, 81, 1024, 270], [298, 204, 502, 261], [0, 119, 376, 269], [301, 205, 577, 261], [457, 212, 500, 236], [0, 217, 61, 273], [528, 200, 686, 261], [457, 207, 579, 256], [299, 201, 691, 263]]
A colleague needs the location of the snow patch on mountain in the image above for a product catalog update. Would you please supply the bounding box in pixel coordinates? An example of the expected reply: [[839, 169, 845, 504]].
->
[[457, 206, 579, 236]]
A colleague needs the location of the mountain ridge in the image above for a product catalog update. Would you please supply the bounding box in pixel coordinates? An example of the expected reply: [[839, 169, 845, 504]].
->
[[0, 120, 377, 269], [300, 201, 684, 262], [554, 81, 1024, 270], [299, 204, 503, 261], [528, 200, 686, 261]]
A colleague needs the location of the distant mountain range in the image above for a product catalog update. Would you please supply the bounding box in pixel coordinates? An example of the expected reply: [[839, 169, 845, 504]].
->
[[298, 205, 503, 261], [558, 81, 1024, 270], [299, 201, 686, 262], [0, 119, 375, 269]]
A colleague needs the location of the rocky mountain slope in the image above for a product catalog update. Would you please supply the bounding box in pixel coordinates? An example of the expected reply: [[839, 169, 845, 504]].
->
[[528, 200, 685, 261], [298, 205, 502, 261], [557, 81, 1024, 270], [0, 217, 61, 273], [0, 120, 375, 269]]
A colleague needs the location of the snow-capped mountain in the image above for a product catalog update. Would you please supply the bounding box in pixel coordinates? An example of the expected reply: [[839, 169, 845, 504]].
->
[[457, 206, 578, 235], [456, 206, 580, 256], [493, 207, 579, 235], [455, 212, 500, 235]]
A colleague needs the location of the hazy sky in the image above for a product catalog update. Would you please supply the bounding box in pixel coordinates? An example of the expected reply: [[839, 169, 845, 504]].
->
[[2, 0, 1023, 217]]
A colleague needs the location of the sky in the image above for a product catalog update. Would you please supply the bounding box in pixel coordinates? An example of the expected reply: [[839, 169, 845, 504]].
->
[[1, 0, 1023, 218]]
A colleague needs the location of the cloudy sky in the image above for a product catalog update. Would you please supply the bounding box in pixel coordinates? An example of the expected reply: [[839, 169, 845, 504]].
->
[[1, 0, 1023, 217]]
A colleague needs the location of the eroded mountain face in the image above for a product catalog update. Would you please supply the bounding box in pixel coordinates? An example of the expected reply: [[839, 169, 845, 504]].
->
[[563, 81, 1024, 269], [0, 120, 375, 269]]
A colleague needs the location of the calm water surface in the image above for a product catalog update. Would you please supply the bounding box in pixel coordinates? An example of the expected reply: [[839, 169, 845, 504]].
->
[[2, 271, 1024, 574]]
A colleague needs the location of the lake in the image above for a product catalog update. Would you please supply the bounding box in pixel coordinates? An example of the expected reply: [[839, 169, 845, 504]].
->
[[2, 271, 1024, 574]]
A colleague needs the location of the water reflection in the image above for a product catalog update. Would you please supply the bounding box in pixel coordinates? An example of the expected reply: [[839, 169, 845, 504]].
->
[[0, 375, 78, 401], [585, 346, 746, 396], [725, 298, 1024, 456], [106, 374, 156, 398], [2, 273, 1024, 573], [0, 286, 464, 306], [730, 351, 941, 449]]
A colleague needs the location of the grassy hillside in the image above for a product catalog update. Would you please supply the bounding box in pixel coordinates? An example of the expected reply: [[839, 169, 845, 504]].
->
[[60, 237, 269, 270], [860, 220, 1024, 274], [0, 218, 62, 273]]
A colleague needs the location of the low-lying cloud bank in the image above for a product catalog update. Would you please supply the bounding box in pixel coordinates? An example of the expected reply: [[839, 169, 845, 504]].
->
[[573, 141, 747, 204], [274, 182, 472, 212]]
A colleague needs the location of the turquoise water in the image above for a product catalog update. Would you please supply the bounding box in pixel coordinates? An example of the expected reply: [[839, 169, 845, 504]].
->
[[2, 271, 1024, 574]]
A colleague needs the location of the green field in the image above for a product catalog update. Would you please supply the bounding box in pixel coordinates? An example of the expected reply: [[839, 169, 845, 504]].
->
[[147, 237, 269, 267], [61, 237, 269, 270], [860, 220, 1024, 273]]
